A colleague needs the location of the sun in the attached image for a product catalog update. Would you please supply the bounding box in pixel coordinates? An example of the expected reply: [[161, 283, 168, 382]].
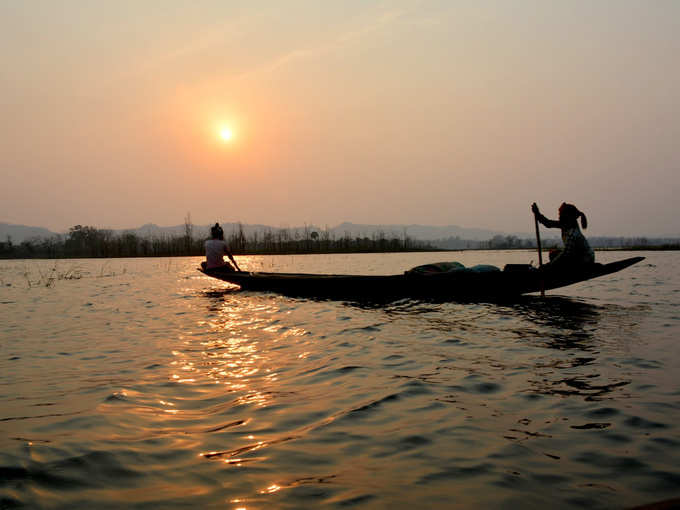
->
[[219, 127, 233, 142]]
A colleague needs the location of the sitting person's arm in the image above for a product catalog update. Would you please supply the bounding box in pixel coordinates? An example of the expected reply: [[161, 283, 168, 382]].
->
[[223, 243, 241, 271]]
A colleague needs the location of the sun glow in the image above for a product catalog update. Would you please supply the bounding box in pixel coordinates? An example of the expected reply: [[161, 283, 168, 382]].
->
[[219, 127, 234, 141]]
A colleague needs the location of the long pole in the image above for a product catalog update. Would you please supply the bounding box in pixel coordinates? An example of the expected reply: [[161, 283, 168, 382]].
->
[[534, 212, 545, 297]]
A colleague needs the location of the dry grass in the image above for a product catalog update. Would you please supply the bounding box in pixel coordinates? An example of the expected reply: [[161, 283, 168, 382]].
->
[[22, 262, 84, 288]]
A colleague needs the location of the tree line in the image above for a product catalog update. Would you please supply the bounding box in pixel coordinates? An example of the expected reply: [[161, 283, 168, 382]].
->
[[0, 223, 439, 259], [2, 223, 677, 260], [433, 234, 679, 250]]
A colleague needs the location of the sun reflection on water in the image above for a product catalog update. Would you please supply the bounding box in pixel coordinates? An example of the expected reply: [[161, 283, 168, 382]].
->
[[261, 484, 282, 494], [183, 294, 315, 475]]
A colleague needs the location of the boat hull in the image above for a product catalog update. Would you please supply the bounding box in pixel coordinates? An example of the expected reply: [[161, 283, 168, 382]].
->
[[199, 257, 645, 301]]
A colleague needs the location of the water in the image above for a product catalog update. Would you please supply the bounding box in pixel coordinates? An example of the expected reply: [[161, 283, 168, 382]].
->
[[0, 251, 678, 509]]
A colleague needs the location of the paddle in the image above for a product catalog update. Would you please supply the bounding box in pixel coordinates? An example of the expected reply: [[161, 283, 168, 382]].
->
[[532, 203, 545, 297]]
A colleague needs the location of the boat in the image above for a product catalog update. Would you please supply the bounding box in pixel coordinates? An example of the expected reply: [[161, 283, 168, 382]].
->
[[198, 256, 645, 301]]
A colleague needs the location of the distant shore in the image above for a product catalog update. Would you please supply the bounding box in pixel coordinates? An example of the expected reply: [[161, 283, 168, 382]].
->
[[2, 246, 678, 261], [596, 245, 680, 251], [1, 223, 677, 259]]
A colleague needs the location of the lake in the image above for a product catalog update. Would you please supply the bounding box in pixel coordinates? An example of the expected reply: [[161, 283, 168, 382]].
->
[[0, 251, 678, 509]]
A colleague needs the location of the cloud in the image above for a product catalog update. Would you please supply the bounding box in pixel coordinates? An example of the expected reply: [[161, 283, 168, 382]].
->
[[243, 7, 407, 79]]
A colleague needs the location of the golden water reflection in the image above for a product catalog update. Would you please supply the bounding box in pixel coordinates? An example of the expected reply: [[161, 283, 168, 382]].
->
[[182, 294, 314, 474], [172, 302, 284, 392]]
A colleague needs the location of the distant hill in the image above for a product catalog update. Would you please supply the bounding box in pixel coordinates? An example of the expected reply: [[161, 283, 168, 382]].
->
[[0, 223, 61, 243], [3, 220, 677, 248], [116, 221, 508, 242], [1, 220, 511, 244], [124, 222, 280, 239], [0, 219, 561, 245]]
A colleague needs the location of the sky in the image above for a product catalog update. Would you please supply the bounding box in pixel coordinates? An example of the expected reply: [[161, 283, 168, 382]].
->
[[1, 0, 679, 237]]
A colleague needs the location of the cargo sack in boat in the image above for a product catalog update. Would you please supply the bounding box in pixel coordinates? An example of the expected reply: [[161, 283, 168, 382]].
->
[[468, 264, 501, 273], [406, 262, 500, 275], [405, 261, 466, 275]]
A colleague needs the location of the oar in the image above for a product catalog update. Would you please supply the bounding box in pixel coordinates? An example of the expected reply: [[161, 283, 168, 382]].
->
[[533, 207, 545, 297]]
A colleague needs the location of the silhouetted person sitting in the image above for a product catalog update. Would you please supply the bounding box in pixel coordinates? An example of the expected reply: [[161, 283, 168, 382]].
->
[[532, 202, 594, 269], [201, 223, 241, 272]]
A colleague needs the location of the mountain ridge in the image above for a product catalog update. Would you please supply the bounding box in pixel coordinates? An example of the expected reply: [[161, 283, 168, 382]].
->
[[2, 221, 677, 251], [1, 220, 514, 244]]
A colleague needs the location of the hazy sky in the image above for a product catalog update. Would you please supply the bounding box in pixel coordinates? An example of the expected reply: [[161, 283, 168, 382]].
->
[[1, 1, 679, 236]]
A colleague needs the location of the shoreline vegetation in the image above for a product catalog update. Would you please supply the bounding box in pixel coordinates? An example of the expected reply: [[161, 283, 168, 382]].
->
[[1, 221, 678, 260]]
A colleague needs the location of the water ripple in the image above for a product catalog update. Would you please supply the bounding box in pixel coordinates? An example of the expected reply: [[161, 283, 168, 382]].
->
[[0, 253, 679, 509]]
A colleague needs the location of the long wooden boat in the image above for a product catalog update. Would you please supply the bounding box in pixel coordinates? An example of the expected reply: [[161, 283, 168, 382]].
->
[[198, 256, 644, 301]]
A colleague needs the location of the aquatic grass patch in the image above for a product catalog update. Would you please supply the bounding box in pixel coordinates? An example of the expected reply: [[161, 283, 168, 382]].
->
[[21, 261, 86, 288]]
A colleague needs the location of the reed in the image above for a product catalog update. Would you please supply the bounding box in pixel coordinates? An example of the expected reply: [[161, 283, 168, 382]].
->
[[20, 262, 84, 288]]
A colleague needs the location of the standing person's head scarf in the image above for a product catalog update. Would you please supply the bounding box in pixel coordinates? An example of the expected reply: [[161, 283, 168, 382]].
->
[[559, 203, 588, 229]]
